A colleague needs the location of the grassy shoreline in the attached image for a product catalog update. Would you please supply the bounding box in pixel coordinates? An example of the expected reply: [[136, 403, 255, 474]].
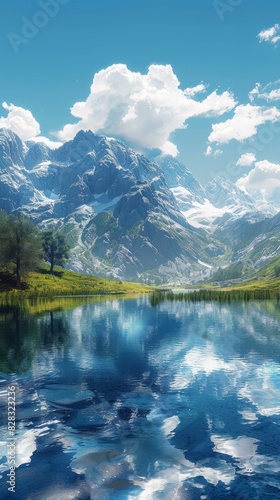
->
[[1, 264, 280, 303], [150, 287, 280, 306], [0, 266, 153, 298]]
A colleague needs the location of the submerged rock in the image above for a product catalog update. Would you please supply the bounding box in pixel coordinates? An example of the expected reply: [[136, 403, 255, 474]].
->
[[39, 384, 96, 406], [68, 402, 117, 429]]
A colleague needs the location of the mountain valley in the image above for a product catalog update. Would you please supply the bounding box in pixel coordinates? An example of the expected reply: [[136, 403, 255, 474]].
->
[[0, 127, 279, 284]]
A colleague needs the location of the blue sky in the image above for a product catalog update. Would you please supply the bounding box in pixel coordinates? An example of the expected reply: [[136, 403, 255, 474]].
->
[[0, 0, 280, 185]]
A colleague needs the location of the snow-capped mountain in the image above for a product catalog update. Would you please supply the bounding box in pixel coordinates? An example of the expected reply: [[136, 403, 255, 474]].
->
[[153, 155, 205, 207], [180, 176, 276, 231], [205, 176, 255, 211], [0, 127, 279, 283], [152, 155, 199, 189], [0, 129, 224, 283]]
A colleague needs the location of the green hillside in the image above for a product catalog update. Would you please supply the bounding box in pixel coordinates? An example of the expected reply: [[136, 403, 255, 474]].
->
[[206, 255, 280, 291], [0, 266, 153, 297]]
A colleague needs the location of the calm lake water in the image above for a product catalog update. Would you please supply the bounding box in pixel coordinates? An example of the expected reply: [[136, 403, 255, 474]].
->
[[0, 296, 280, 499]]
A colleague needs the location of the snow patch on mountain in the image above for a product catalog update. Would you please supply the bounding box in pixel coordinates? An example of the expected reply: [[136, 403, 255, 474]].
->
[[182, 201, 227, 229], [90, 193, 121, 214]]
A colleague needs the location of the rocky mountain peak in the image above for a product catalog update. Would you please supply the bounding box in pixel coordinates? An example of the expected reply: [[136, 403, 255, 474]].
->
[[0, 128, 26, 169]]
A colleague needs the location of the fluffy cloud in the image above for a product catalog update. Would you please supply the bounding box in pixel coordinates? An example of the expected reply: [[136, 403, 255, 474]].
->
[[205, 146, 212, 156], [0, 102, 62, 148], [236, 160, 280, 191], [257, 24, 280, 45], [204, 145, 222, 157], [29, 136, 63, 149], [249, 81, 280, 102], [0, 102, 40, 141], [208, 104, 280, 144], [236, 153, 256, 167], [184, 83, 207, 97], [58, 64, 236, 156]]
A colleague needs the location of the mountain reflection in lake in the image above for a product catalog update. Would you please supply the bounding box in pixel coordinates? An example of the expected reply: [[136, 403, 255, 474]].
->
[[0, 297, 280, 499]]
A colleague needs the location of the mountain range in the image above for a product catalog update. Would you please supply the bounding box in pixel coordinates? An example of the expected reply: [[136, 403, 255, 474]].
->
[[0, 127, 279, 284]]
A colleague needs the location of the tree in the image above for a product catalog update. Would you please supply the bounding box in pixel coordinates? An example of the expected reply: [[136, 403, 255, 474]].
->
[[42, 230, 70, 273], [0, 212, 42, 289]]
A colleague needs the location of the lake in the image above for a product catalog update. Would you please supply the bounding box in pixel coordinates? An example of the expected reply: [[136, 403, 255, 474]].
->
[[0, 296, 280, 499]]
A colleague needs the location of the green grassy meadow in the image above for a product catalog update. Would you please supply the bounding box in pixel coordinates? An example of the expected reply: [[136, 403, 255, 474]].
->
[[0, 265, 153, 298]]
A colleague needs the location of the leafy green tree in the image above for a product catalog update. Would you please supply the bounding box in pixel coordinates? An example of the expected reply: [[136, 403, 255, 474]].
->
[[42, 230, 70, 273], [0, 212, 42, 289]]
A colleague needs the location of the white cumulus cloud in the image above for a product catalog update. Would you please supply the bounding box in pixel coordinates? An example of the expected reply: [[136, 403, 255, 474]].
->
[[29, 136, 63, 149], [205, 146, 213, 156], [249, 80, 280, 103], [204, 145, 222, 157], [208, 104, 280, 144], [184, 83, 207, 97], [0, 102, 40, 141], [257, 24, 280, 45], [236, 160, 280, 191], [58, 64, 236, 156], [0, 102, 63, 148], [236, 153, 256, 167]]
